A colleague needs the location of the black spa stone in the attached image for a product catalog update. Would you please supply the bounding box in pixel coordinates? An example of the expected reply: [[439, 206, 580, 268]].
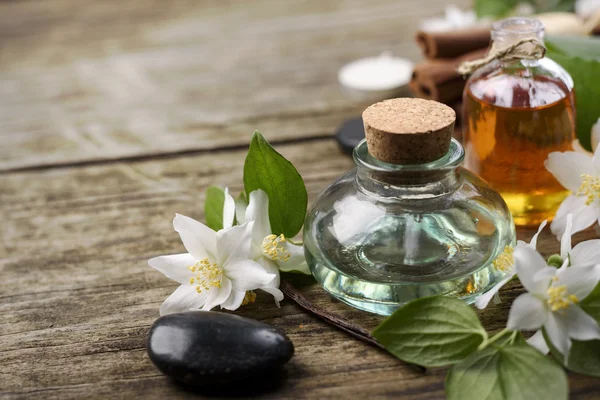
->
[[335, 116, 365, 155], [147, 311, 294, 385]]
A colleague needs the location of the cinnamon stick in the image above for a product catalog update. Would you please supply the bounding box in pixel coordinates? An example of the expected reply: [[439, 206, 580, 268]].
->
[[410, 48, 487, 104], [416, 27, 491, 59]]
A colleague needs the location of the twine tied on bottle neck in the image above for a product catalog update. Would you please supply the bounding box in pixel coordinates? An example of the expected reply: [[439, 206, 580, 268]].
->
[[457, 38, 547, 75]]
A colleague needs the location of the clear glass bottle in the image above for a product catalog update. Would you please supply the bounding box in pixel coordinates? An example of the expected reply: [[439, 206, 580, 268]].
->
[[304, 138, 516, 316], [462, 17, 575, 227]]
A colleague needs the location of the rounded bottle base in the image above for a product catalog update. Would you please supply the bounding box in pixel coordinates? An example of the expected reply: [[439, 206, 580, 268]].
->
[[307, 250, 508, 316]]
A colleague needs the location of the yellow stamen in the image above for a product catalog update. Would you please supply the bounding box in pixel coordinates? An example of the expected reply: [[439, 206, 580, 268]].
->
[[577, 174, 600, 205], [262, 234, 291, 262], [547, 284, 579, 312], [242, 291, 257, 306], [493, 246, 514, 272], [187, 258, 223, 294]]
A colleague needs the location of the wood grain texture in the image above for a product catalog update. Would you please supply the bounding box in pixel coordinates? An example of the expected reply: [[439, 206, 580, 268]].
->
[[0, 0, 469, 172], [2, 140, 600, 399], [2, 0, 600, 399]]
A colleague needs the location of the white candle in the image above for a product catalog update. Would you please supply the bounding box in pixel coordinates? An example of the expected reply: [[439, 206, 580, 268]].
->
[[338, 52, 413, 92]]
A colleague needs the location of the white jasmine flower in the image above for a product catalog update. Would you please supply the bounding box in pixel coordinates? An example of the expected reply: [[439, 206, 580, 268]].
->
[[222, 187, 236, 230], [474, 220, 547, 309], [225, 189, 309, 274], [223, 188, 309, 305], [526, 330, 550, 354], [559, 213, 600, 266], [507, 244, 600, 356], [149, 214, 275, 315], [545, 143, 600, 238], [526, 214, 600, 353], [571, 139, 589, 155]]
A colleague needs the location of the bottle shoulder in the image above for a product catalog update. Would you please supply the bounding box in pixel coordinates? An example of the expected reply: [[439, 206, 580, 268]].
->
[[304, 167, 515, 257], [465, 58, 574, 109], [306, 167, 512, 222], [539, 57, 574, 89]]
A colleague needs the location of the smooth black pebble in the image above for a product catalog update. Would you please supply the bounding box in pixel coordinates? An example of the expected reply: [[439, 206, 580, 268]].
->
[[147, 311, 294, 386], [335, 116, 365, 155]]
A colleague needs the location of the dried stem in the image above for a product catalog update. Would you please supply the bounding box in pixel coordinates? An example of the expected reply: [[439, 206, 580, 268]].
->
[[280, 279, 425, 373]]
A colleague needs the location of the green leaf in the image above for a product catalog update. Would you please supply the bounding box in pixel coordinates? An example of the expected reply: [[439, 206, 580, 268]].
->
[[474, 1, 576, 19], [546, 36, 600, 60], [204, 186, 225, 231], [564, 340, 600, 377], [494, 331, 527, 347], [552, 339, 600, 378], [534, 0, 575, 13], [243, 130, 307, 238], [546, 37, 600, 151], [580, 281, 600, 322], [372, 297, 487, 367], [446, 342, 568, 400], [474, 0, 518, 18], [544, 324, 600, 377]]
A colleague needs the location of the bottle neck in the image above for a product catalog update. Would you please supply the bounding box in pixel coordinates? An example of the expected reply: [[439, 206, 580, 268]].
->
[[356, 168, 461, 200], [491, 17, 545, 53], [353, 139, 464, 200]]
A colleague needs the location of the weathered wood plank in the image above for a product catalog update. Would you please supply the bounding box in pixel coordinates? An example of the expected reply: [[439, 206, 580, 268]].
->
[[3, 1, 599, 397], [0, 0, 470, 171], [2, 139, 599, 398]]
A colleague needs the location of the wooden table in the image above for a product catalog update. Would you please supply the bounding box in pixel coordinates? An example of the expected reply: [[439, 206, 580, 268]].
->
[[2, 1, 600, 398]]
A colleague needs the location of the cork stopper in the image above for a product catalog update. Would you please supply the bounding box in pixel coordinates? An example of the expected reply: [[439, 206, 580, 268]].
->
[[362, 98, 456, 164]]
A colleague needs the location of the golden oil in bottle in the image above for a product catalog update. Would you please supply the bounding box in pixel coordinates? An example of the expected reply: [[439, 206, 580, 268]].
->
[[462, 18, 575, 226]]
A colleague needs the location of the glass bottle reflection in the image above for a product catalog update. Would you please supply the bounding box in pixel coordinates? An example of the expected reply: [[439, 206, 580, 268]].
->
[[304, 139, 516, 315]]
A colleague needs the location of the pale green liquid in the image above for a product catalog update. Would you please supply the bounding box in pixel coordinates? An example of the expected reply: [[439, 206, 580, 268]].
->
[[305, 203, 513, 315]]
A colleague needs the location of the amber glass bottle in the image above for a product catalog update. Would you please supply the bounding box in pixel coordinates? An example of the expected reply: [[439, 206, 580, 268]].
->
[[462, 17, 575, 226]]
